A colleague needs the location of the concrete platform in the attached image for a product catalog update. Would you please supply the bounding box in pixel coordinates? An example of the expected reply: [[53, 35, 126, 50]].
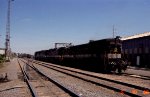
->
[[127, 66, 150, 77]]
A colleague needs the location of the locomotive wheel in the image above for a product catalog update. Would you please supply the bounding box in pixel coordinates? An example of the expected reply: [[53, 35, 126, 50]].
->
[[117, 68, 122, 74]]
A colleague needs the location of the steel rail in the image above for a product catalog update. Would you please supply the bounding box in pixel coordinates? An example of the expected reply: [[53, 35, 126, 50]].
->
[[29, 59, 145, 97], [33, 60, 150, 91], [17, 59, 38, 97], [21, 59, 81, 97]]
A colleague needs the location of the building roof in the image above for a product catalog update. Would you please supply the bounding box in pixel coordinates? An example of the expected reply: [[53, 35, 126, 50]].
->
[[121, 32, 150, 41], [0, 48, 5, 50]]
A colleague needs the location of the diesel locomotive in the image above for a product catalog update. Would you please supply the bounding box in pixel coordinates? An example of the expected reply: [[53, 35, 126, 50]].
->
[[35, 36, 128, 73]]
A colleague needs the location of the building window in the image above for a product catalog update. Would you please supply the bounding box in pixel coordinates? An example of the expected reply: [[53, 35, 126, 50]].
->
[[139, 48, 142, 54], [129, 49, 132, 54], [145, 47, 149, 54], [134, 48, 137, 54], [125, 49, 128, 54]]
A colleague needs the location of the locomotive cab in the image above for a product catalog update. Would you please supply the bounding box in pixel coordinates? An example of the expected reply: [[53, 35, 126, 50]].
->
[[106, 36, 128, 73]]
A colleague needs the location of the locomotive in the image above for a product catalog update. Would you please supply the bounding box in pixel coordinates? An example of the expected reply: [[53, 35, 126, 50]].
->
[[35, 36, 128, 73]]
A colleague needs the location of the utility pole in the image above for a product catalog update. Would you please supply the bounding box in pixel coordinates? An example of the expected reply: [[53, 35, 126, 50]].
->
[[5, 0, 14, 61], [113, 25, 115, 38]]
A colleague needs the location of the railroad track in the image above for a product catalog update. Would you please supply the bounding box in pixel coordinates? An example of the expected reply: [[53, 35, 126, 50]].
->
[[20, 59, 80, 97], [27, 59, 150, 97], [17, 59, 38, 97], [32, 59, 150, 80]]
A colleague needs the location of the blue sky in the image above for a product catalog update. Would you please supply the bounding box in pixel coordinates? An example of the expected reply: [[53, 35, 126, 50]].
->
[[0, 0, 150, 54]]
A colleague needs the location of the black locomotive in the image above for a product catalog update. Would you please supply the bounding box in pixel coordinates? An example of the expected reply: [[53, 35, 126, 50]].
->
[[34, 36, 128, 73]]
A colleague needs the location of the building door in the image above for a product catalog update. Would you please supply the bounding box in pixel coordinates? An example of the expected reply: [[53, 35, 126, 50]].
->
[[136, 56, 140, 66]]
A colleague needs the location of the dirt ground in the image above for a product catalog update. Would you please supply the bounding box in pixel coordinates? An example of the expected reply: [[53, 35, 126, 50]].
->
[[0, 58, 32, 97]]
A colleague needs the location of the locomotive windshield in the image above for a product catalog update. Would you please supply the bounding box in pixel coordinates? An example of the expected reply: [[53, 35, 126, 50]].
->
[[109, 44, 121, 53], [107, 38, 122, 59]]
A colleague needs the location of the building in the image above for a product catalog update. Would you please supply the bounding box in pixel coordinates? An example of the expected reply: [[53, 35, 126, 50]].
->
[[121, 32, 150, 68], [0, 48, 5, 55]]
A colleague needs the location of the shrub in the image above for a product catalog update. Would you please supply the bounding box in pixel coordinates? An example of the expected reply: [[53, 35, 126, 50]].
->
[[0, 55, 5, 63]]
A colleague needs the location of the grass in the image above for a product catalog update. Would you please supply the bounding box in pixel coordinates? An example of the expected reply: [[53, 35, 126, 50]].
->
[[0, 55, 5, 68]]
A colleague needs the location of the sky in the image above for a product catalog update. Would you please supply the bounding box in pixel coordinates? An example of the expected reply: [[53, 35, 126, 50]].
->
[[0, 0, 150, 55]]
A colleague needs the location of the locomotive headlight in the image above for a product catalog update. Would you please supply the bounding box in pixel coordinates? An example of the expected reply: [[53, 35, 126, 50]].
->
[[108, 54, 121, 59]]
